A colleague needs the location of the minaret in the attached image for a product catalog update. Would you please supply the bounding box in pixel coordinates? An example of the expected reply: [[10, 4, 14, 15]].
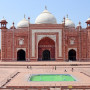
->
[[76, 21, 82, 30], [86, 17, 90, 60], [0, 17, 8, 29], [77, 21, 82, 61], [86, 17, 90, 29], [0, 17, 8, 61], [28, 17, 30, 61]]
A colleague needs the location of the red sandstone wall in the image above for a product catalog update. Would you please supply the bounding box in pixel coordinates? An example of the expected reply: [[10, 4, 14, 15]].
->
[[64, 27, 87, 61], [0, 24, 89, 62], [80, 29, 87, 60], [87, 28, 90, 59], [1, 29, 7, 61]]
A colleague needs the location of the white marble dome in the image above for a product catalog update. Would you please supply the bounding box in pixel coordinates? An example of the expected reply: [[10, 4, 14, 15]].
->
[[87, 17, 90, 21], [86, 17, 90, 22], [17, 17, 29, 28], [1, 17, 7, 22], [65, 18, 75, 28], [35, 8, 57, 24]]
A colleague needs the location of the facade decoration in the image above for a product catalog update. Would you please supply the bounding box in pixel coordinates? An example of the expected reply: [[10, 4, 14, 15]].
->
[[0, 7, 90, 62]]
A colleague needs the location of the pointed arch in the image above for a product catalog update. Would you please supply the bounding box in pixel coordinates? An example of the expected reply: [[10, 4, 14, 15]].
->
[[38, 37, 55, 61], [68, 49, 76, 61], [17, 49, 26, 61]]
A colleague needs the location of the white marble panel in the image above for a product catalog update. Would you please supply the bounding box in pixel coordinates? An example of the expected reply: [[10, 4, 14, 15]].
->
[[68, 48, 77, 51], [37, 35, 56, 43], [17, 48, 26, 51], [31, 29, 62, 57]]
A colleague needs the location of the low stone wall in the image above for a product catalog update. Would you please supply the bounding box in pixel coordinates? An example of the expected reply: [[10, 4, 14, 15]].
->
[[1, 87, 90, 90]]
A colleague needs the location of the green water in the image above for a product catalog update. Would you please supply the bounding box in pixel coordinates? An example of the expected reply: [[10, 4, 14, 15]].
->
[[30, 74, 76, 81]]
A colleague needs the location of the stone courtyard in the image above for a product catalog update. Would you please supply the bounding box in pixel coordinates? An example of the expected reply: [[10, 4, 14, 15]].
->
[[0, 62, 90, 90]]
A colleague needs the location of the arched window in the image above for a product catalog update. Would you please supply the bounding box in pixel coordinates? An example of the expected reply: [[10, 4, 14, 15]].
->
[[68, 49, 76, 61], [17, 49, 26, 61]]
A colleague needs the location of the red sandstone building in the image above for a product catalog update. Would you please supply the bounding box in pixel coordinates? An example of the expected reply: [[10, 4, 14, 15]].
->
[[0, 8, 90, 62]]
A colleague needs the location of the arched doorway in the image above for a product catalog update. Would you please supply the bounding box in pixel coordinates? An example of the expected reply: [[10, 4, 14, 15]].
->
[[68, 49, 76, 61], [42, 50, 50, 60], [38, 37, 55, 61], [17, 49, 26, 61]]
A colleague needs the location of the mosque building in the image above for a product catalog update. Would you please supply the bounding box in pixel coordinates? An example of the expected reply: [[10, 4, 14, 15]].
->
[[0, 7, 90, 62]]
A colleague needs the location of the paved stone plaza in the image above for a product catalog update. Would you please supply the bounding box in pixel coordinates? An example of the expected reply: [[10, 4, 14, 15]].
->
[[0, 62, 90, 90]]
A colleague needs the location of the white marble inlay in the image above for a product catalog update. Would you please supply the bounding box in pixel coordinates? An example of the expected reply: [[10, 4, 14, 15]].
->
[[68, 48, 77, 51], [31, 29, 62, 57], [17, 48, 26, 51], [37, 35, 56, 43]]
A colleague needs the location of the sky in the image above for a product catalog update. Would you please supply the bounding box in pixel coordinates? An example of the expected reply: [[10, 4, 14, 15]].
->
[[0, 0, 90, 48]]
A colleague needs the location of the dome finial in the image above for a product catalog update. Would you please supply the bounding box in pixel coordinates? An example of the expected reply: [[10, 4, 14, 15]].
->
[[45, 5, 47, 10], [24, 14, 26, 18], [13, 22, 15, 26], [63, 17, 65, 24], [2, 16, 5, 20], [67, 14, 68, 18], [79, 21, 81, 25], [1, 16, 6, 21]]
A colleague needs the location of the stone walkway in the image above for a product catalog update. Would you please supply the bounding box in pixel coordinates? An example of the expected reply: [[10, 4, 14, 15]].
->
[[0, 61, 90, 66]]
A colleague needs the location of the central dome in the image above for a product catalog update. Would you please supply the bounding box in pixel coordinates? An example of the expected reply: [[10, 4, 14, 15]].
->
[[35, 8, 57, 24]]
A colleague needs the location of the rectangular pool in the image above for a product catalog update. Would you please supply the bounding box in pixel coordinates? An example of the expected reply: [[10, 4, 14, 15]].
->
[[29, 74, 76, 81]]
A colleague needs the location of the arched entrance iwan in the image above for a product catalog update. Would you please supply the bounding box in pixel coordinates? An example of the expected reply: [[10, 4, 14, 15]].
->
[[68, 49, 76, 61], [42, 50, 50, 60], [17, 49, 26, 61], [38, 37, 55, 61]]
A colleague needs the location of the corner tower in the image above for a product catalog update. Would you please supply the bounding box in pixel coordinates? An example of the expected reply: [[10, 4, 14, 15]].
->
[[0, 17, 8, 61], [86, 18, 90, 60], [0, 17, 8, 29]]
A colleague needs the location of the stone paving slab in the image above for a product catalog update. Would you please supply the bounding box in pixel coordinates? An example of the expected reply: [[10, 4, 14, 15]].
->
[[0, 62, 90, 88], [6, 69, 90, 87]]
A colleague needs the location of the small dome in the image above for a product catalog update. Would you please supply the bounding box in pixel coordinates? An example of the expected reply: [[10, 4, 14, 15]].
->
[[10, 25, 16, 29], [65, 18, 75, 28], [86, 17, 90, 23], [1, 17, 7, 23], [35, 8, 57, 24], [17, 17, 29, 28], [87, 17, 90, 21]]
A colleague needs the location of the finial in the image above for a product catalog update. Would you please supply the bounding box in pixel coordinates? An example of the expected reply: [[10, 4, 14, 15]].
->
[[2, 16, 6, 20], [3, 16, 4, 18], [28, 17, 30, 24], [24, 14, 26, 18], [13, 22, 14, 26], [63, 17, 65, 24], [67, 14, 68, 18], [28, 17, 30, 20], [77, 21, 81, 28], [79, 21, 81, 25], [2, 16, 5, 20], [63, 17, 65, 21], [62, 20, 64, 24], [45, 6, 47, 10]]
